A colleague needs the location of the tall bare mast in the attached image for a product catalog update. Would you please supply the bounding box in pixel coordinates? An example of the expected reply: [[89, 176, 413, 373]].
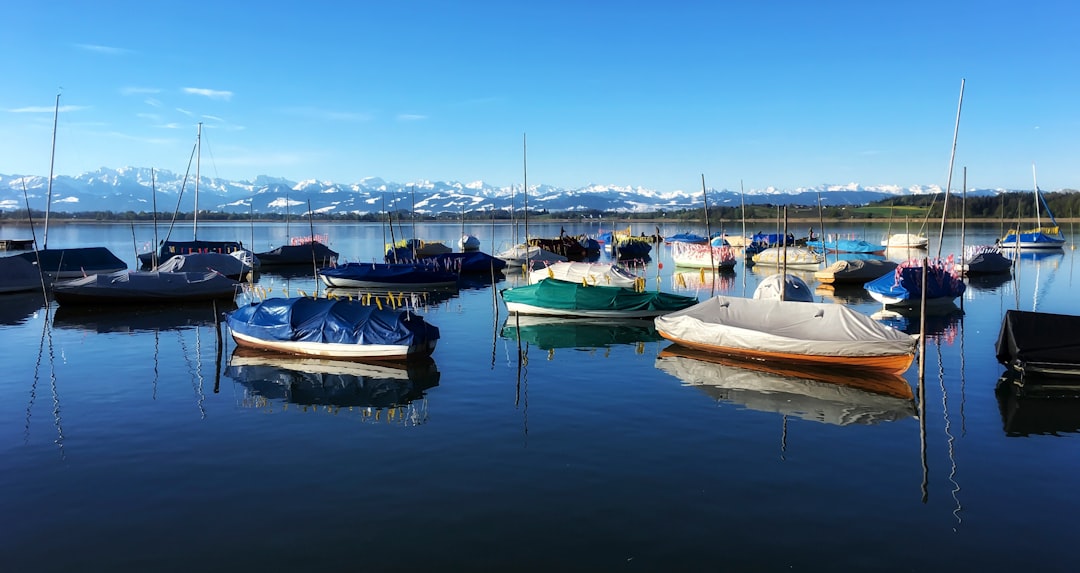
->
[[43, 92, 60, 250], [1032, 163, 1042, 230], [194, 122, 202, 240]]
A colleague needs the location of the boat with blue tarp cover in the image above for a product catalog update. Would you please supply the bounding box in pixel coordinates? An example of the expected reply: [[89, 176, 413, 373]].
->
[[226, 297, 440, 360], [387, 251, 507, 274], [319, 262, 459, 289], [664, 232, 708, 245], [863, 257, 966, 309], [998, 165, 1066, 250]]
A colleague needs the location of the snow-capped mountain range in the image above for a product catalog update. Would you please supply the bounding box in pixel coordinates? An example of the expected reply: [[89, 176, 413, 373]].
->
[[0, 167, 1005, 216]]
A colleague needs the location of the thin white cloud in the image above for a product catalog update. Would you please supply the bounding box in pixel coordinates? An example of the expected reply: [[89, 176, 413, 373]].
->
[[155, 123, 183, 129], [278, 106, 372, 122], [176, 108, 194, 117], [145, 98, 162, 107], [74, 43, 130, 55], [183, 87, 233, 101], [4, 105, 88, 113], [120, 86, 160, 96], [398, 113, 428, 121], [202, 114, 225, 122], [137, 113, 162, 122]]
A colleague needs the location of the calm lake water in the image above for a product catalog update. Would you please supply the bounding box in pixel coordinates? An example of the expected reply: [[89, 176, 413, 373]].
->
[[1, 219, 1078, 572]]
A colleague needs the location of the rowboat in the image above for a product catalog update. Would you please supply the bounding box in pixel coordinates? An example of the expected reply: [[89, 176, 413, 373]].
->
[[654, 295, 918, 375]]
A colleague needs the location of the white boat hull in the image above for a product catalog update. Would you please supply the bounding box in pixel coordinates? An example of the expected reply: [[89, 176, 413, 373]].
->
[[230, 330, 433, 360], [504, 301, 671, 318]]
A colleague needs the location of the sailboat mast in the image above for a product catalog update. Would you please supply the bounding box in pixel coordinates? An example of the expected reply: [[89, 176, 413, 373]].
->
[[43, 92, 60, 250], [522, 133, 529, 249], [936, 78, 964, 259], [194, 122, 202, 241], [1032, 163, 1042, 230]]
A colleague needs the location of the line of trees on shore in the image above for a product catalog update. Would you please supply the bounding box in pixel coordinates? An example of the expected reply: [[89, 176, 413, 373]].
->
[[2, 191, 1078, 224]]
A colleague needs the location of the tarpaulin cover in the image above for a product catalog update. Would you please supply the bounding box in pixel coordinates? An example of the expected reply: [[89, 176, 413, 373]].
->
[[995, 309, 1080, 375], [52, 271, 238, 302], [256, 242, 338, 266], [390, 252, 507, 273], [501, 279, 697, 312], [227, 297, 440, 347], [319, 262, 459, 285], [654, 295, 917, 358], [863, 260, 966, 301], [18, 247, 127, 274]]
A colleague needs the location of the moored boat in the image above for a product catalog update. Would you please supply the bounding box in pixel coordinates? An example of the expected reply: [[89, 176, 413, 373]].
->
[[51, 271, 239, 305], [671, 242, 737, 270], [654, 295, 918, 375], [256, 240, 338, 267], [527, 261, 641, 288], [226, 297, 440, 360], [319, 262, 459, 289], [155, 252, 255, 280], [959, 245, 1012, 275], [998, 164, 1066, 250], [750, 247, 823, 270], [0, 255, 44, 293], [17, 247, 127, 280], [863, 257, 965, 309], [814, 258, 898, 285], [501, 278, 698, 318], [996, 309, 1080, 381]]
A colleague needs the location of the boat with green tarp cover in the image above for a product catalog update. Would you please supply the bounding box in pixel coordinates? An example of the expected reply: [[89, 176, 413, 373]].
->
[[500, 278, 698, 318]]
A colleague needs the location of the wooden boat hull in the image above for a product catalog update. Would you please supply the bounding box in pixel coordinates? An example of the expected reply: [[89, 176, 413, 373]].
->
[[658, 331, 915, 376]]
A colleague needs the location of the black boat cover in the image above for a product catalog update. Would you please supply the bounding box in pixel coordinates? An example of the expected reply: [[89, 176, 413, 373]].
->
[[995, 310, 1080, 376]]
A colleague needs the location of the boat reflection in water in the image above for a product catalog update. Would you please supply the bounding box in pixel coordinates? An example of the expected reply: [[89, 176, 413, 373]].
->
[[225, 347, 440, 425], [964, 272, 1014, 293], [996, 373, 1080, 437], [51, 300, 235, 333], [670, 268, 738, 295], [813, 283, 876, 305], [871, 306, 963, 344], [0, 292, 46, 326], [655, 345, 916, 426], [500, 315, 662, 354]]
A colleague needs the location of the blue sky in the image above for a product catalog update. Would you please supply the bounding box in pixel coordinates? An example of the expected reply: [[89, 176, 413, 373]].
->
[[1, 0, 1077, 193]]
